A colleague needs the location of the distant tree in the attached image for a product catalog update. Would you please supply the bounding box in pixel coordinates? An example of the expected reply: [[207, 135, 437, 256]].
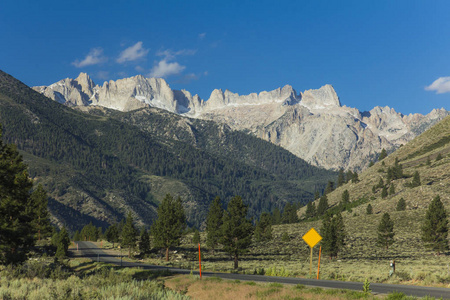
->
[[351, 172, 359, 183], [139, 227, 150, 255], [325, 181, 335, 195], [341, 190, 350, 208], [73, 230, 81, 242], [305, 201, 316, 219], [321, 212, 346, 258], [206, 196, 224, 254], [81, 222, 98, 241], [337, 169, 345, 187], [282, 203, 298, 224], [317, 195, 329, 215], [254, 212, 272, 242], [377, 213, 395, 249], [151, 194, 186, 261], [389, 183, 395, 195], [396, 198, 406, 211], [377, 177, 384, 189], [121, 212, 138, 258], [422, 195, 449, 254], [221, 196, 253, 269], [411, 171, 421, 187], [366, 204, 373, 215], [379, 148, 387, 160], [368, 161, 374, 167], [393, 158, 403, 179], [426, 156, 431, 166], [381, 186, 388, 198], [346, 170, 354, 183], [29, 184, 52, 241], [56, 226, 71, 259], [105, 224, 120, 248], [314, 191, 320, 200], [271, 207, 282, 225], [192, 229, 201, 245], [436, 153, 443, 161]]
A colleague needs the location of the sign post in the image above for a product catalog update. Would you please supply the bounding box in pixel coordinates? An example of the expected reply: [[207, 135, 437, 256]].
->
[[302, 228, 322, 277], [198, 243, 202, 279]]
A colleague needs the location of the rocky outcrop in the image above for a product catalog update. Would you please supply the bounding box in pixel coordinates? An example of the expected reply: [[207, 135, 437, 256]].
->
[[34, 74, 449, 171]]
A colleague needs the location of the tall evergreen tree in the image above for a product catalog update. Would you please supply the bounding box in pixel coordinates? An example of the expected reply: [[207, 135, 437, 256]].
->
[[351, 172, 360, 183], [192, 229, 201, 245], [0, 126, 40, 264], [206, 196, 224, 254], [320, 212, 346, 259], [29, 184, 52, 241], [139, 227, 150, 255], [377, 213, 395, 249], [121, 212, 138, 258], [389, 183, 395, 195], [381, 186, 388, 198], [282, 203, 299, 224], [317, 195, 329, 215], [305, 201, 316, 219], [105, 223, 120, 248], [254, 212, 273, 242], [151, 194, 186, 261], [422, 195, 449, 254], [366, 204, 373, 215], [379, 148, 387, 160], [271, 207, 282, 225], [221, 196, 254, 269], [56, 226, 71, 259], [396, 198, 406, 211], [325, 181, 335, 195], [411, 171, 421, 188]]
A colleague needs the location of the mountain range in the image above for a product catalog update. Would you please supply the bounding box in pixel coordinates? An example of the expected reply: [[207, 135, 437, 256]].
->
[[34, 73, 449, 171], [0, 70, 335, 230]]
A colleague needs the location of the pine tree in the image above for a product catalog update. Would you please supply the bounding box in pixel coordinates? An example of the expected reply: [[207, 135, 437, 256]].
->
[[139, 227, 150, 255], [337, 169, 345, 187], [105, 223, 120, 248], [272, 207, 282, 225], [0, 126, 39, 264], [351, 172, 360, 183], [206, 196, 224, 254], [56, 226, 71, 259], [346, 170, 353, 183], [389, 183, 395, 195], [221, 196, 253, 269], [377, 177, 384, 189], [381, 186, 388, 198], [121, 212, 138, 258], [29, 184, 52, 241], [332, 212, 346, 256], [151, 194, 186, 261], [282, 203, 299, 224], [254, 212, 272, 242], [411, 171, 421, 188], [325, 181, 335, 194], [317, 195, 329, 215], [314, 191, 320, 200], [377, 213, 395, 249], [305, 201, 316, 219], [379, 148, 387, 160], [320, 212, 346, 259], [192, 229, 201, 245], [396, 198, 406, 211], [422, 195, 449, 254], [73, 230, 81, 242], [366, 204, 373, 215]]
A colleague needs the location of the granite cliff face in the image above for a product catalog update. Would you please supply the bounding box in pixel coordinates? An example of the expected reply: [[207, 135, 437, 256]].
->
[[34, 74, 449, 171]]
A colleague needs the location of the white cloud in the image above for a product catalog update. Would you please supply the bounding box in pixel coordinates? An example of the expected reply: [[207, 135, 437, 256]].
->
[[425, 77, 450, 94], [198, 33, 206, 40], [96, 71, 109, 80], [156, 49, 196, 60], [72, 48, 106, 68], [117, 41, 149, 63], [148, 60, 186, 78]]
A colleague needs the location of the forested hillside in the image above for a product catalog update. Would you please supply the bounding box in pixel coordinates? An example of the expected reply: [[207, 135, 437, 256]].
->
[[0, 70, 335, 230]]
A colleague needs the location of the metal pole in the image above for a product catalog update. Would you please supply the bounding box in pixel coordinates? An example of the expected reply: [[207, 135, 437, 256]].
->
[[309, 246, 313, 277], [317, 246, 322, 279]]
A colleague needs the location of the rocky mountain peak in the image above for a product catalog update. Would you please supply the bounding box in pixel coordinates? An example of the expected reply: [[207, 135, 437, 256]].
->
[[300, 84, 341, 111]]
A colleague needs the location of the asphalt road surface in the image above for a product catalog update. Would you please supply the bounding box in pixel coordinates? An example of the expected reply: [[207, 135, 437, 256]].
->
[[73, 241, 450, 299]]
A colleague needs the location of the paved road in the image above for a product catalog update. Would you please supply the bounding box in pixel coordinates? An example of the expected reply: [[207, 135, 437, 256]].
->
[[73, 241, 450, 299]]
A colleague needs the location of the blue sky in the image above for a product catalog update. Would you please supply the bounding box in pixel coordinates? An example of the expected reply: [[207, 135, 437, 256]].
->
[[1, 0, 450, 115]]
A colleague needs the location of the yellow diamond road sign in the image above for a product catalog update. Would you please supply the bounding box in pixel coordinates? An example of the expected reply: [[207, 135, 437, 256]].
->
[[302, 228, 322, 248]]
